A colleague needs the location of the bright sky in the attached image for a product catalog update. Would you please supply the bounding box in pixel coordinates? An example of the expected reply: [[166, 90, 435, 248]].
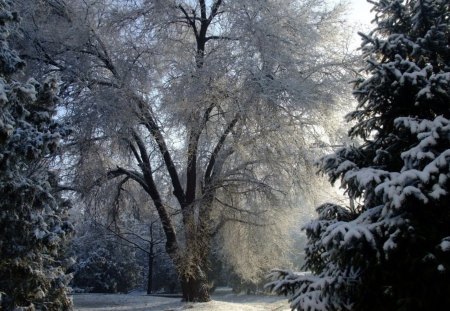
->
[[345, 0, 374, 30], [329, 0, 375, 49]]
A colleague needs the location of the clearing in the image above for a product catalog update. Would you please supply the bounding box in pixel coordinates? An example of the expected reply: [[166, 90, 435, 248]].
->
[[73, 287, 291, 311]]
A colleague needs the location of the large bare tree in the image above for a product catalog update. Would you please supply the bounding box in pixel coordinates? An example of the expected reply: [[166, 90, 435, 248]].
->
[[17, 0, 355, 301]]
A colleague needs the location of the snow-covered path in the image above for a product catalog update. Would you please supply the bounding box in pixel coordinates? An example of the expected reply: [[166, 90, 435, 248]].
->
[[73, 288, 290, 311]]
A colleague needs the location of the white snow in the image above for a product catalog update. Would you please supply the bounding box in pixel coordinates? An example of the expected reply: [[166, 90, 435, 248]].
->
[[72, 288, 290, 311], [440, 240, 450, 252]]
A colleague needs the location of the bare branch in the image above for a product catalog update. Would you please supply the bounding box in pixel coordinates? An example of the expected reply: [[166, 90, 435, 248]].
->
[[199, 0, 207, 22], [208, 0, 223, 25], [205, 35, 238, 42], [178, 4, 198, 39]]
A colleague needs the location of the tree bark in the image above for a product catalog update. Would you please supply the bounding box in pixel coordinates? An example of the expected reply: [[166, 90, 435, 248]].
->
[[178, 198, 215, 302], [147, 246, 154, 294], [180, 268, 210, 302]]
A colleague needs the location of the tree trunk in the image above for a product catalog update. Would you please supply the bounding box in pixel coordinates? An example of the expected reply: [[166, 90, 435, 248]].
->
[[147, 223, 155, 294], [178, 218, 212, 302], [163, 226, 211, 301], [146, 252, 153, 294], [180, 270, 210, 302]]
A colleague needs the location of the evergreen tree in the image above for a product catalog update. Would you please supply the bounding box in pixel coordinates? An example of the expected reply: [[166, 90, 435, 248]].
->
[[0, 0, 72, 309], [269, 1, 450, 310]]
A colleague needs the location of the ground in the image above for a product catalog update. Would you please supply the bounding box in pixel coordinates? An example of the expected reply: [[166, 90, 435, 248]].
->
[[72, 287, 290, 311]]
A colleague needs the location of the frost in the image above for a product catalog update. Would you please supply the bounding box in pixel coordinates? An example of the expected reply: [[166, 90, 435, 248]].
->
[[440, 240, 450, 252], [429, 184, 447, 200], [18, 84, 37, 101], [335, 160, 357, 174], [34, 229, 46, 240], [34, 289, 45, 299], [0, 79, 8, 102], [47, 234, 61, 246], [344, 168, 390, 193], [383, 229, 402, 253]]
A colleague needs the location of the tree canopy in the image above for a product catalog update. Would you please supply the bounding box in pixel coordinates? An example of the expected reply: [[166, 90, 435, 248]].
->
[[15, 0, 355, 301]]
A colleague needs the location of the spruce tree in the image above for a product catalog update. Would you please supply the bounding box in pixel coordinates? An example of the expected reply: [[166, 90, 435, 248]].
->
[[269, 1, 450, 310], [0, 0, 72, 309]]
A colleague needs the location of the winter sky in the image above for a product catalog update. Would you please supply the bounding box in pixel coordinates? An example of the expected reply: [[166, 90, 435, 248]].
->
[[346, 0, 374, 28], [335, 0, 375, 48]]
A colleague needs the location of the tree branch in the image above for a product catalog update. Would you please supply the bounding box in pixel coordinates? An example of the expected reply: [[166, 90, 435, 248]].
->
[[199, 0, 207, 22], [185, 104, 216, 204], [178, 4, 198, 39], [128, 139, 143, 167], [108, 167, 149, 193], [204, 114, 239, 186], [92, 219, 150, 254], [214, 197, 267, 216], [205, 35, 238, 42], [208, 0, 223, 25], [131, 130, 151, 174], [130, 94, 186, 206]]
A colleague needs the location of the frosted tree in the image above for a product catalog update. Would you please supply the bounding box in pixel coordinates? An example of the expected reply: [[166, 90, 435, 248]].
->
[[17, 0, 355, 302], [268, 1, 450, 310], [70, 185, 170, 294], [70, 220, 145, 294], [217, 205, 296, 291], [0, 1, 72, 309]]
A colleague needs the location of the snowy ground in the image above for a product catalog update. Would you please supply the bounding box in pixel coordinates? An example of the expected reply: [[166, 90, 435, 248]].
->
[[73, 287, 291, 311]]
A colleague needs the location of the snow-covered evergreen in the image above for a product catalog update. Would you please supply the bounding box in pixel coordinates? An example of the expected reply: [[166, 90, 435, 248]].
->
[[0, 0, 72, 309], [268, 1, 450, 310]]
